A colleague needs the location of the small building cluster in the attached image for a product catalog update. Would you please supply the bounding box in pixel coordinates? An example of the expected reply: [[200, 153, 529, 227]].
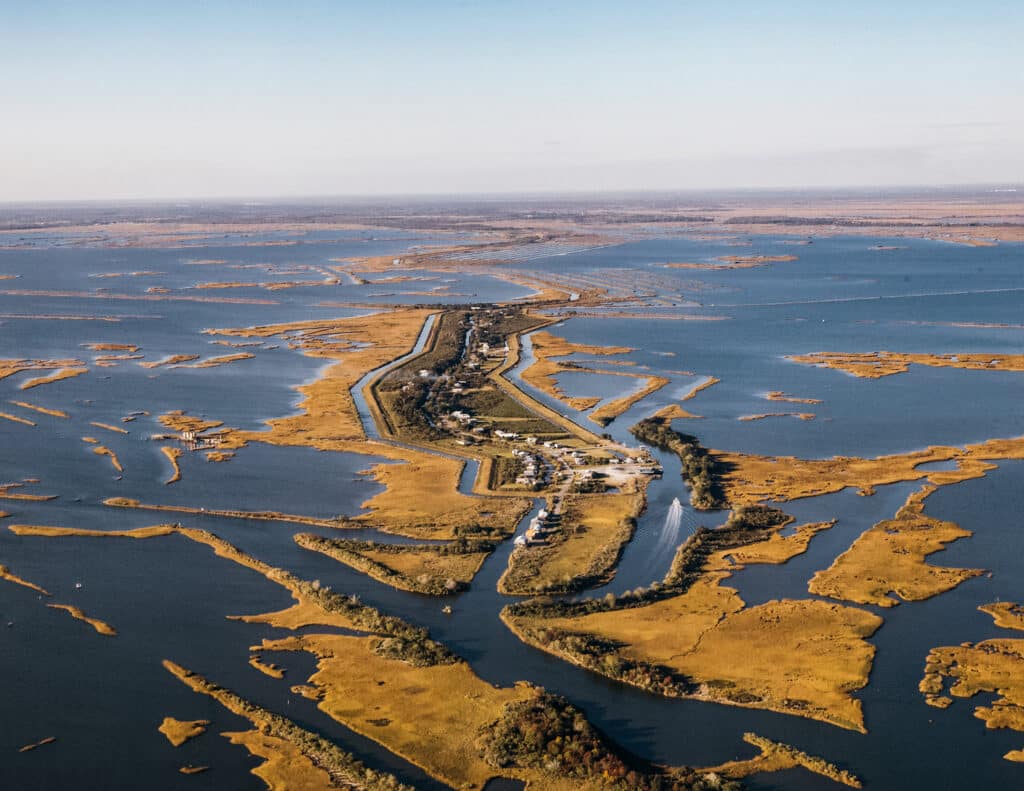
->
[[514, 507, 559, 548], [511, 448, 548, 487], [179, 430, 221, 451]]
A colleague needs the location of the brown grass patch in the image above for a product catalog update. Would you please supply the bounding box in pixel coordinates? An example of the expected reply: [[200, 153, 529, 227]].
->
[[296, 534, 492, 595], [158, 411, 223, 434], [0, 563, 51, 595], [499, 491, 645, 595], [738, 412, 815, 421], [46, 603, 117, 636], [589, 376, 671, 427], [83, 343, 139, 352], [164, 661, 409, 791], [158, 717, 209, 747], [9, 523, 178, 539], [19, 367, 88, 390], [979, 602, 1024, 632], [0, 411, 35, 426], [172, 353, 255, 368], [91, 445, 123, 472], [160, 446, 183, 484], [249, 655, 286, 679], [8, 401, 69, 418], [140, 354, 200, 369], [18, 737, 56, 753], [102, 497, 352, 529], [520, 330, 633, 411], [789, 351, 1024, 379], [703, 732, 861, 787], [223, 730, 336, 789], [505, 517, 880, 732], [664, 254, 798, 270], [0, 358, 82, 382], [765, 390, 822, 405], [193, 281, 251, 289], [90, 421, 129, 434], [809, 486, 983, 607], [681, 376, 720, 401], [254, 632, 542, 789], [714, 434, 1024, 506], [726, 521, 835, 565], [0, 483, 57, 502], [651, 404, 703, 420], [920, 638, 1024, 762]]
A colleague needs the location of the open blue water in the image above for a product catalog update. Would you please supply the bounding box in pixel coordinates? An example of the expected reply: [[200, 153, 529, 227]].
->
[[1, 232, 1022, 789]]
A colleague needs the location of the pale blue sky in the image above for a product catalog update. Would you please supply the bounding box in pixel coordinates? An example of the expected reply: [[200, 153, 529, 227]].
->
[[2, 1, 1022, 200]]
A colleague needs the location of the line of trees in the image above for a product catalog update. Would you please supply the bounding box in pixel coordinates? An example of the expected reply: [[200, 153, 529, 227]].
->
[[630, 417, 728, 509], [479, 689, 741, 790]]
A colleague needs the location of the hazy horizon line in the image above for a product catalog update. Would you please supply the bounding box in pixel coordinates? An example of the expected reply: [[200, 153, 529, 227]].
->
[[2, 182, 1021, 210]]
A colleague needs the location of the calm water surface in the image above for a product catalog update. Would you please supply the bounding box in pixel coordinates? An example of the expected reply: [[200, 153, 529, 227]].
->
[[1, 234, 1022, 789]]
